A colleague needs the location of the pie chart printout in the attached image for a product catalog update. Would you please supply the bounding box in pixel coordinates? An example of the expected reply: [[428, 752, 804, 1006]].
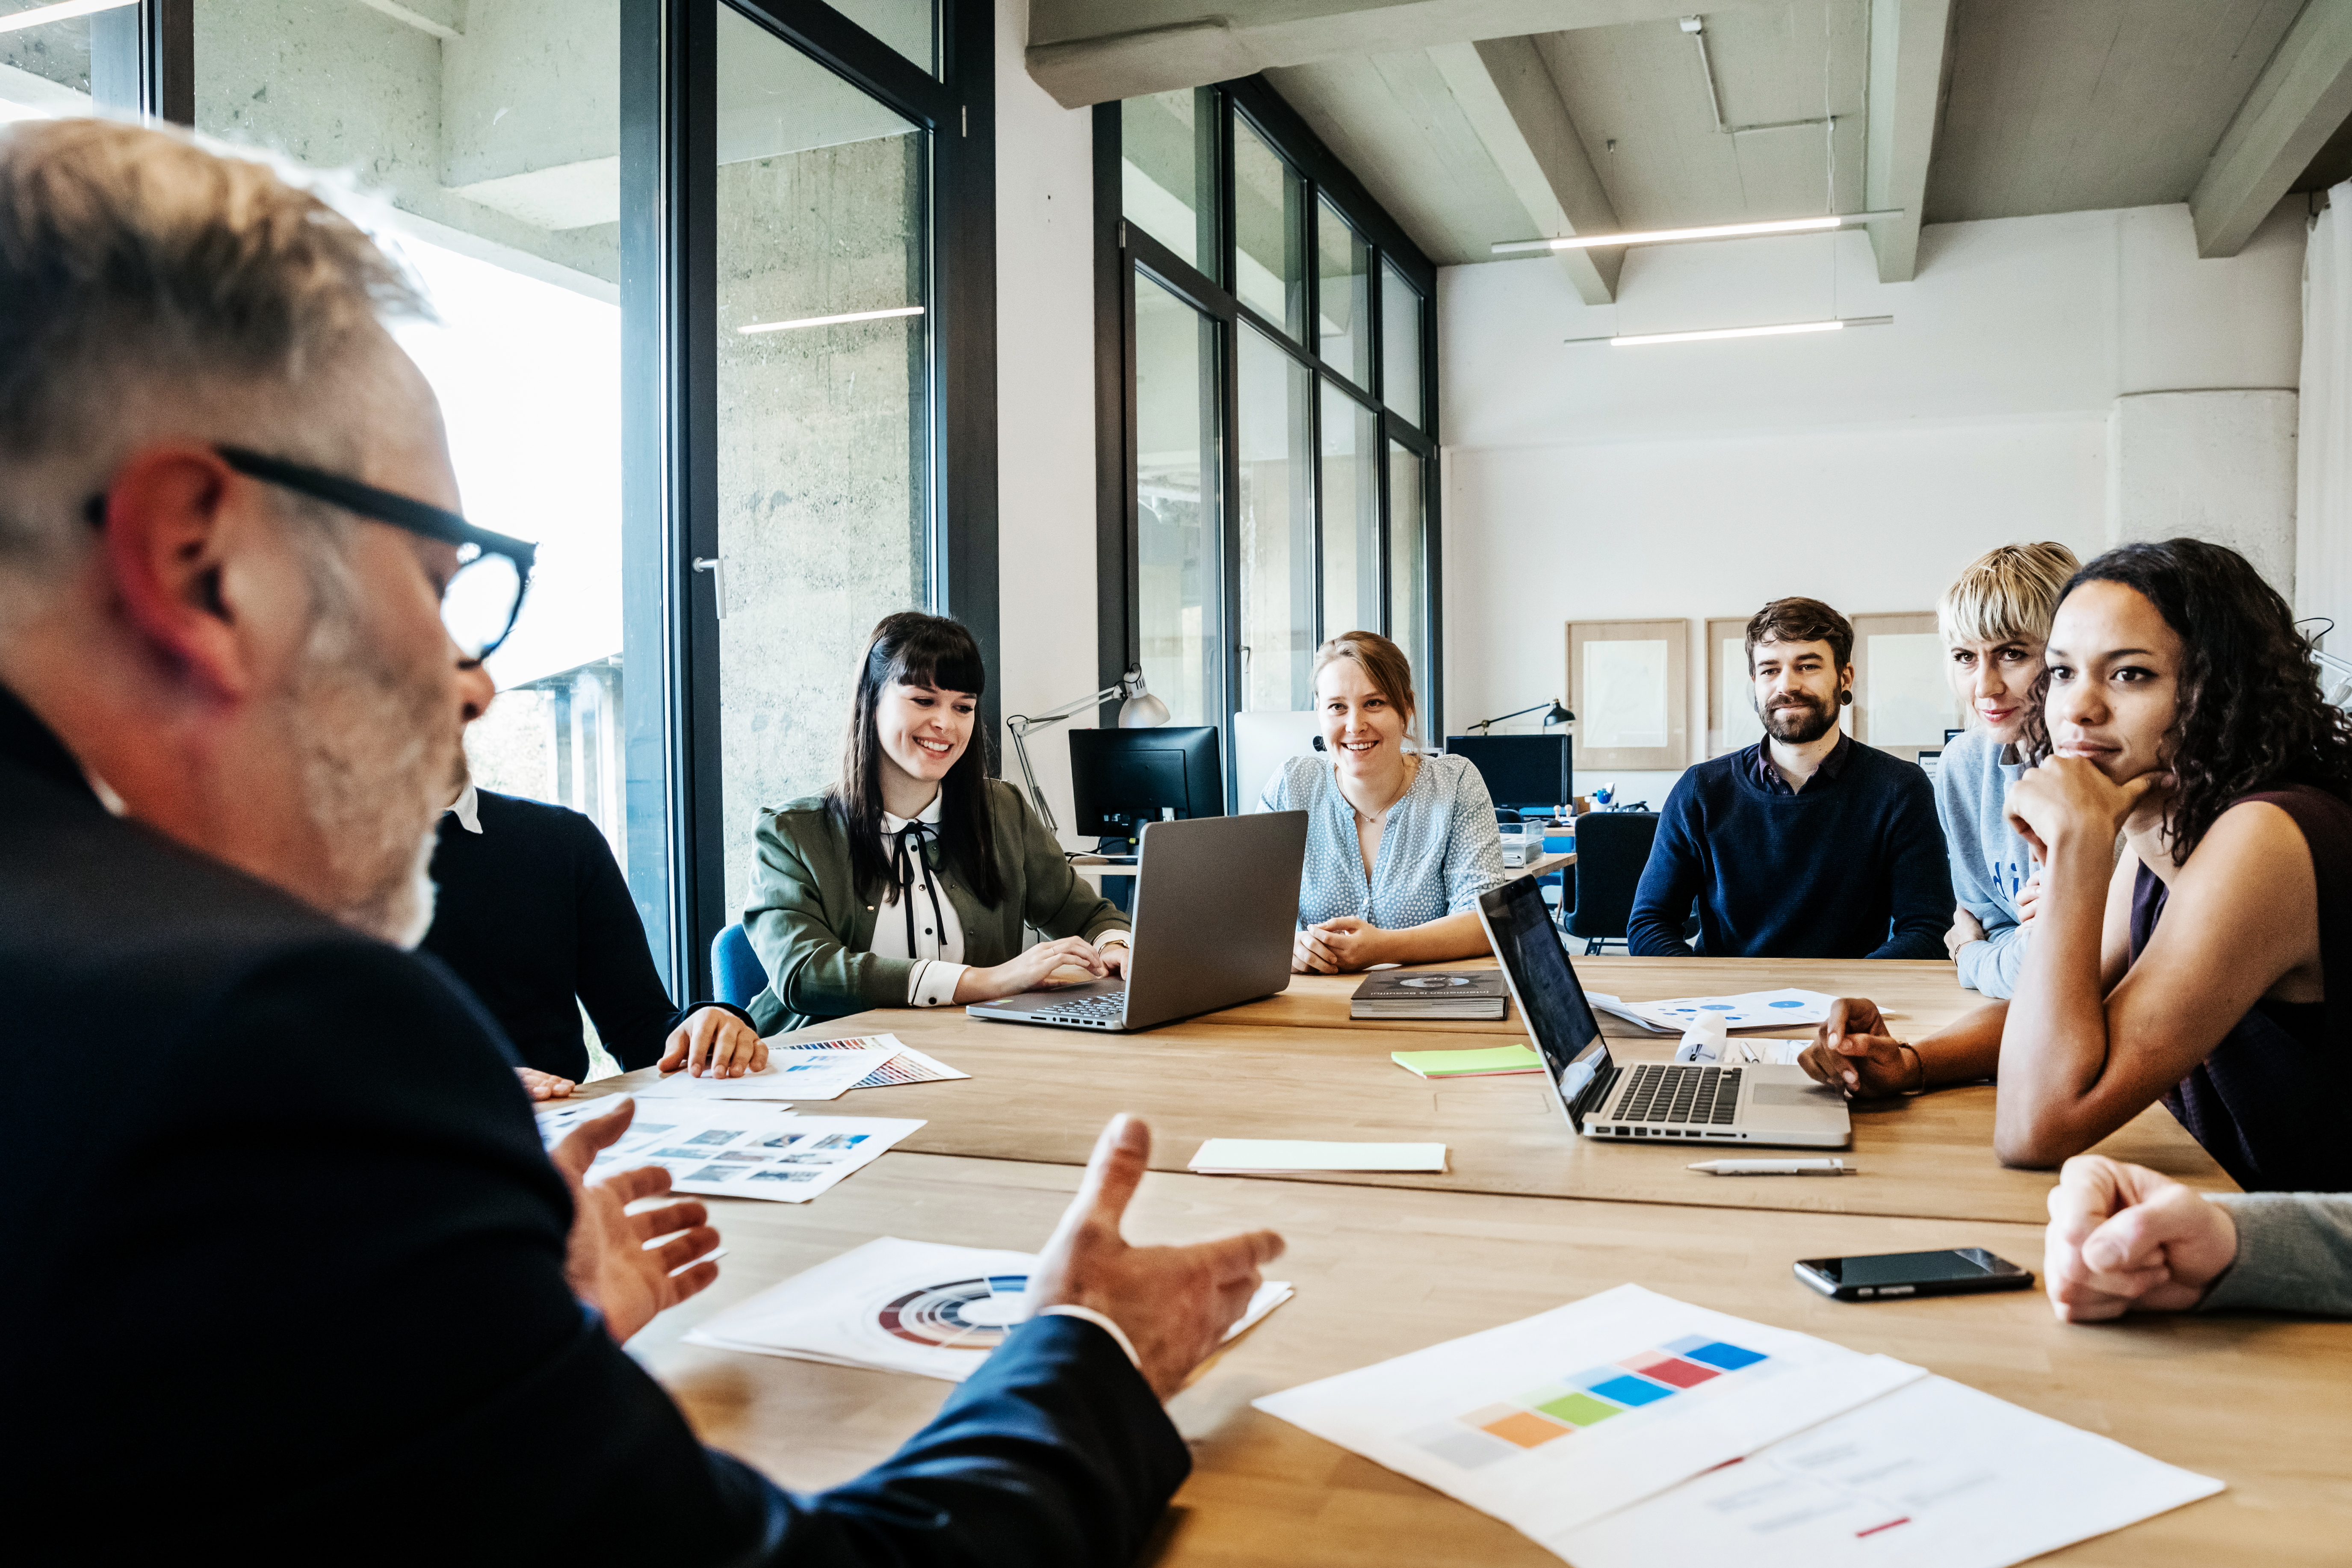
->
[[878, 1274, 1033, 1350]]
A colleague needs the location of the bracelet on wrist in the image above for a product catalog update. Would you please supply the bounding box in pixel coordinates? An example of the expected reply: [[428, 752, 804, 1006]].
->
[[1895, 1040, 1926, 1097]]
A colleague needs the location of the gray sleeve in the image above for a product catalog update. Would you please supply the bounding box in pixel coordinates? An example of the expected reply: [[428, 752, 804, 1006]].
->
[[2198, 1193, 2352, 1316], [1956, 919, 2027, 999], [1935, 753, 1999, 916]]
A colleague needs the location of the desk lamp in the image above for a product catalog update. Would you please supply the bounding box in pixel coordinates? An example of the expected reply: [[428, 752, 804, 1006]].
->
[[1006, 667, 1170, 834], [1466, 698, 1574, 734]]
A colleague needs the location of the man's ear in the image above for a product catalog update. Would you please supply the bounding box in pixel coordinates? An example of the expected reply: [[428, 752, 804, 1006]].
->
[[99, 446, 254, 701]]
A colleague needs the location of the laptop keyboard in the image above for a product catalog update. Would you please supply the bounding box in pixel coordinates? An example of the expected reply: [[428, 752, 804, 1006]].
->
[[1606, 1063, 1743, 1126], [1037, 992, 1127, 1023]]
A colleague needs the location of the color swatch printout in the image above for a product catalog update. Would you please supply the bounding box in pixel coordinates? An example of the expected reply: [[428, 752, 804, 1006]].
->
[[688, 1237, 1294, 1382], [1253, 1285, 1923, 1541], [1557, 1376, 2223, 1568], [532, 1100, 922, 1202]]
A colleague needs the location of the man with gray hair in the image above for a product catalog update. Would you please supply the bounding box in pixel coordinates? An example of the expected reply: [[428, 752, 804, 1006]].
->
[[0, 118, 1279, 1563]]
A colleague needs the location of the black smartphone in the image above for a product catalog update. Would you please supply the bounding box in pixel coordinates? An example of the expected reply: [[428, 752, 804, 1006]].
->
[[1794, 1247, 2034, 1302]]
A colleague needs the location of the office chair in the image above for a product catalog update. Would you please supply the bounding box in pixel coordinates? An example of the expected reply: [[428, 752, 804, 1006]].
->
[[712, 922, 769, 1009], [1563, 811, 1660, 955]]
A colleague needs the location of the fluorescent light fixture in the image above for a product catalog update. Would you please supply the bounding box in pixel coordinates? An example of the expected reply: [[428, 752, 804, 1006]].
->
[[0, 0, 136, 34], [1492, 211, 1902, 256], [1566, 315, 1894, 348], [738, 304, 925, 335]]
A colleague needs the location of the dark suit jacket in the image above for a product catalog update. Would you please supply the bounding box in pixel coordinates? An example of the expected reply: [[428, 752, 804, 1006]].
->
[[419, 789, 682, 1077], [0, 685, 1189, 1564]]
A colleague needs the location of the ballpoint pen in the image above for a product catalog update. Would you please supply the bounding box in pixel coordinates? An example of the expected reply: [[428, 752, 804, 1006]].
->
[[1687, 1158, 1858, 1176]]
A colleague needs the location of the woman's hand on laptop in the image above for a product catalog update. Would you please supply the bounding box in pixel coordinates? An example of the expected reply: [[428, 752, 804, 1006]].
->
[[957, 936, 1114, 1002], [1797, 997, 1917, 1098]]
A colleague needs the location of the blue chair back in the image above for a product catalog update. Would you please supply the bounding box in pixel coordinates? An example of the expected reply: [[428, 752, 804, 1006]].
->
[[712, 922, 769, 1008]]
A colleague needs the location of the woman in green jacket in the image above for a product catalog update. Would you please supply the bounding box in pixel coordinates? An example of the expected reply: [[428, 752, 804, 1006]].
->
[[742, 611, 1131, 1034]]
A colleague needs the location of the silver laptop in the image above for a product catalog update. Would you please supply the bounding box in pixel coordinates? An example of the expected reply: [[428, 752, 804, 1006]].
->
[[966, 811, 1308, 1033], [1475, 877, 1850, 1149]]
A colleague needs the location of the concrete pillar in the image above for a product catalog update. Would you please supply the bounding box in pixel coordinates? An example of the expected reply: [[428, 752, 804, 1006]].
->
[[2107, 389, 2299, 601]]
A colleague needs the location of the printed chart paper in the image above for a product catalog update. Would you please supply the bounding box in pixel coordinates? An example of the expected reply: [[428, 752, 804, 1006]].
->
[[1190, 1139, 1448, 1173], [1252, 1284, 1923, 1540], [532, 1100, 921, 1202], [1589, 989, 1834, 1034], [688, 1237, 1294, 1382], [635, 1043, 904, 1102], [786, 1034, 971, 1089], [1557, 1375, 2223, 1568]]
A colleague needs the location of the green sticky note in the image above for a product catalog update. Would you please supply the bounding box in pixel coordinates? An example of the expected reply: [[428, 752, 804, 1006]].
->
[[1389, 1045, 1544, 1078]]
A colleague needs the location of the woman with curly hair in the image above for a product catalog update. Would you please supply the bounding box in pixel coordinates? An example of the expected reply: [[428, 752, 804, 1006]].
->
[[1800, 539, 2352, 1190]]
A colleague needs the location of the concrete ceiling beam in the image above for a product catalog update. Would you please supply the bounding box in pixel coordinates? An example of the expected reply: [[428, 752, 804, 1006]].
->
[[1025, 0, 1775, 109], [1430, 37, 1622, 302], [1861, 0, 1953, 283], [2192, 0, 2352, 259]]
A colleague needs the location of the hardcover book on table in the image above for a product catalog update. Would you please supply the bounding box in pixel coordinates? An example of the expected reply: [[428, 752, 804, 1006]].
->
[[1350, 970, 1509, 1020]]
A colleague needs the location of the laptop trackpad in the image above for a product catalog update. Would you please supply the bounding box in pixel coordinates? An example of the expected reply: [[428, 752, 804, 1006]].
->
[[1752, 1083, 1841, 1107]]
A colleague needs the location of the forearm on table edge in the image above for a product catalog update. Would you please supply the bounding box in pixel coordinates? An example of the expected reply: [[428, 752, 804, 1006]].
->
[[1993, 836, 2120, 1160], [1912, 1000, 2006, 1087], [1383, 910, 1490, 964], [1957, 920, 2026, 999]]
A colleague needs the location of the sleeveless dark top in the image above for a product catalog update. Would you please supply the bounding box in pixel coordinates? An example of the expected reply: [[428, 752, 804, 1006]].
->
[[2128, 785, 2352, 1192]]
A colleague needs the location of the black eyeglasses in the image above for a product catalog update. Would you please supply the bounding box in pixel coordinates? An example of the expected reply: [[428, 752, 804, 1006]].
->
[[212, 446, 539, 660]]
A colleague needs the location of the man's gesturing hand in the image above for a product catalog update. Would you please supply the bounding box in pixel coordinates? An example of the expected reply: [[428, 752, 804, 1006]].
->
[[1027, 1114, 1285, 1400], [550, 1098, 724, 1344], [2044, 1155, 2237, 1322]]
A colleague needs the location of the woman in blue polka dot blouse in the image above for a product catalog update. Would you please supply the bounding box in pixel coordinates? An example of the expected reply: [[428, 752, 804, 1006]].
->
[[1259, 631, 1509, 972]]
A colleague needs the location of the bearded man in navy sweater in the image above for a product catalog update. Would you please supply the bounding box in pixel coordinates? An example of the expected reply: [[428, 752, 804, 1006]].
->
[[1628, 597, 1951, 959]]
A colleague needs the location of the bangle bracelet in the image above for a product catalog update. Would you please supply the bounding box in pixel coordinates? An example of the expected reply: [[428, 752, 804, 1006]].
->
[[1896, 1040, 1926, 1097]]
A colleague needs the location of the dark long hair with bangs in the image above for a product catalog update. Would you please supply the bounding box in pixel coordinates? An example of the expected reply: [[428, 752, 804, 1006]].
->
[[832, 612, 1005, 907], [2021, 538, 2352, 862]]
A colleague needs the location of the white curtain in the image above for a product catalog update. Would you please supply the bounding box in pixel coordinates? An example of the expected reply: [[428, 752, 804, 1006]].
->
[[2298, 181, 2352, 641]]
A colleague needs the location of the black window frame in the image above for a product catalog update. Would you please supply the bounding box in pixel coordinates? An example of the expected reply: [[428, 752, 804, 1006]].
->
[[156, 0, 998, 996], [1096, 76, 1441, 812]]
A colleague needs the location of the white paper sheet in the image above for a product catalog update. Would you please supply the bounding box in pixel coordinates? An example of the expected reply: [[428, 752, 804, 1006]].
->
[[1252, 1284, 1925, 1540], [782, 1034, 971, 1088], [1557, 1375, 2223, 1568], [1584, 639, 1670, 750], [687, 1236, 1293, 1382], [532, 1100, 922, 1203], [1589, 988, 1833, 1033], [1188, 1139, 1448, 1173], [635, 1043, 904, 1102]]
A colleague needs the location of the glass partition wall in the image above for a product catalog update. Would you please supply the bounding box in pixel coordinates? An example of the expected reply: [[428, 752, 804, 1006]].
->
[[159, 0, 988, 999], [1102, 80, 1439, 806]]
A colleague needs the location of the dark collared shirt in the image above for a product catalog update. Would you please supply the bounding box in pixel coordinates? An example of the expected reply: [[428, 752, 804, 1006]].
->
[[1744, 729, 1854, 796]]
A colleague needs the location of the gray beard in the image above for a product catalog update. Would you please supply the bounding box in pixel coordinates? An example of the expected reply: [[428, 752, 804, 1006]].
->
[[287, 588, 451, 949]]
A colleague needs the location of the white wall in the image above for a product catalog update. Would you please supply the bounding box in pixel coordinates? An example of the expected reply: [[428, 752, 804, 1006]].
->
[[994, 0, 1101, 847], [1439, 200, 2308, 804]]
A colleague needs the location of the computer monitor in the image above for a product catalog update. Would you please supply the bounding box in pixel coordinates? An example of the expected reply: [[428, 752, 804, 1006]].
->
[[1445, 733, 1572, 814], [1068, 726, 1225, 837]]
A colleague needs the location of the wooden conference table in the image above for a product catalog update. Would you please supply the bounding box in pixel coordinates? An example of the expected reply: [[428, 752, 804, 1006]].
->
[[582, 957, 2351, 1565]]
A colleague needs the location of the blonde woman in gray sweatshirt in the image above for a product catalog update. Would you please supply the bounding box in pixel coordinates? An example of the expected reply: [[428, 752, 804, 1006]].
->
[[1935, 543, 2080, 998]]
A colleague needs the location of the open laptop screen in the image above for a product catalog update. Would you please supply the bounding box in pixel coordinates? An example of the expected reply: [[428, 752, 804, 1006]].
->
[[1478, 878, 1612, 1129]]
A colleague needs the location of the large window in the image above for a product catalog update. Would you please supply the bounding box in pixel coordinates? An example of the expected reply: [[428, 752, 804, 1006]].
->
[[88, 0, 997, 999], [1102, 80, 1439, 803]]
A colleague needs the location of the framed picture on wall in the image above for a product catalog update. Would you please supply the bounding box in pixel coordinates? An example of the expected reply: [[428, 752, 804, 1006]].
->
[[1567, 619, 1688, 771], [1850, 612, 1962, 757], [1705, 615, 1767, 758]]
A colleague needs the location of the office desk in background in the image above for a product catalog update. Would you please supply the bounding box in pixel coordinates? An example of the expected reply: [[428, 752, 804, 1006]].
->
[[633, 1153, 2352, 1568], [1071, 849, 1574, 884]]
